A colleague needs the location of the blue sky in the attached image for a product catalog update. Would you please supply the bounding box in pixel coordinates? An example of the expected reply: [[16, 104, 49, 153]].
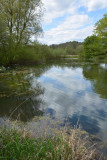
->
[[38, 0, 107, 45]]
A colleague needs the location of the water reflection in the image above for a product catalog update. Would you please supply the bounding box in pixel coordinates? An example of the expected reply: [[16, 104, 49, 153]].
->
[[0, 69, 45, 121], [64, 114, 100, 134], [83, 64, 107, 99], [36, 62, 107, 139], [0, 60, 107, 139]]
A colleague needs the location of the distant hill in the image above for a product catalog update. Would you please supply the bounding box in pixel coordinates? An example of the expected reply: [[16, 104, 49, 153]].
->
[[50, 41, 83, 49], [50, 41, 83, 55]]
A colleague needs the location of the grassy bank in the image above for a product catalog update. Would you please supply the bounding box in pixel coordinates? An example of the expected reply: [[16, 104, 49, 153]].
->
[[0, 41, 107, 67], [0, 43, 68, 66], [0, 125, 101, 160], [0, 44, 107, 67]]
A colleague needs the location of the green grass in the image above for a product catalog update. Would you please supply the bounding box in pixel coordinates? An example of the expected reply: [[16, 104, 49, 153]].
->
[[0, 42, 106, 66], [0, 128, 72, 160], [0, 126, 100, 160], [0, 43, 78, 66]]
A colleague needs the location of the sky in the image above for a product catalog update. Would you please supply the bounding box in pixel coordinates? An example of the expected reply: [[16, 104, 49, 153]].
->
[[38, 0, 107, 45]]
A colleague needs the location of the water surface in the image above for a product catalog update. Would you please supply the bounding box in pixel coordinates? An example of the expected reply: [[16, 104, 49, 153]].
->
[[0, 59, 107, 140]]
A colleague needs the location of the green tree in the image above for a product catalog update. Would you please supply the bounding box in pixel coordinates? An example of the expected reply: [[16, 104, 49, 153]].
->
[[94, 14, 107, 50], [0, 0, 43, 48], [76, 45, 84, 57], [0, 18, 9, 49], [94, 14, 107, 37], [66, 47, 76, 55], [83, 35, 102, 58]]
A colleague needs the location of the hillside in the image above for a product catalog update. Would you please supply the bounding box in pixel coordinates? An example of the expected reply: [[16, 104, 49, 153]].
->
[[50, 41, 83, 55], [50, 41, 82, 49]]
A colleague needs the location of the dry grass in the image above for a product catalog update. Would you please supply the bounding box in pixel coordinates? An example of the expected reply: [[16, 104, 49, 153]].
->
[[0, 117, 105, 160]]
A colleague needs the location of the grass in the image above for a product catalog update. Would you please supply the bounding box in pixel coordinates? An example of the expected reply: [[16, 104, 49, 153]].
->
[[0, 119, 102, 160], [0, 44, 67, 66], [1, 42, 106, 66], [0, 43, 80, 66], [0, 128, 71, 160]]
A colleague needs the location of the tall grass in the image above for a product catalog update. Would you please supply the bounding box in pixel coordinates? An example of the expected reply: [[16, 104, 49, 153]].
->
[[0, 43, 68, 66], [0, 45, 47, 66], [0, 42, 106, 66], [0, 117, 103, 160], [0, 42, 79, 66]]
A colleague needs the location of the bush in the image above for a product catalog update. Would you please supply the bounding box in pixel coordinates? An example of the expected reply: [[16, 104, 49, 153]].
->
[[83, 35, 104, 58]]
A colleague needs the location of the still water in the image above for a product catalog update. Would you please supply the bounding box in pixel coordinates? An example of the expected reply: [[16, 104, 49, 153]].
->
[[0, 59, 107, 140]]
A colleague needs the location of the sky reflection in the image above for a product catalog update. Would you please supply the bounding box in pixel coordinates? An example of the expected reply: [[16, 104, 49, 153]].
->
[[33, 65, 107, 139], [0, 62, 107, 140]]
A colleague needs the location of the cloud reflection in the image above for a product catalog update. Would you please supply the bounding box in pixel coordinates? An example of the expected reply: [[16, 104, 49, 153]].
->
[[33, 65, 107, 138]]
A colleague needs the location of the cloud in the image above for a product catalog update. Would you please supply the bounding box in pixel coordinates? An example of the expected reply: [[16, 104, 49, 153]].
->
[[39, 14, 94, 44], [29, 65, 107, 138], [38, 0, 106, 44], [42, 0, 78, 24], [81, 0, 107, 11], [42, 0, 107, 25], [34, 66, 107, 119]]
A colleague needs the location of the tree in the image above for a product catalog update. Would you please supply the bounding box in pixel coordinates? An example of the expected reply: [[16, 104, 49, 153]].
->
[[0, 18, 8, 48], [83, 35, 102, 58], [0, 0, 43, 48], [76, 45, 83, 57], [94, 14, 107, 37], [94, 14, 107, 50]]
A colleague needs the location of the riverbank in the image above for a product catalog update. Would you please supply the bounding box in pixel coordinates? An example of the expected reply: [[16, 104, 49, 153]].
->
[[0, 41, 106, 67], [1, 116, 106, 160], [0, 125, 101, 160], [0, 44, 68, 66], [0, 59, 107, 160]]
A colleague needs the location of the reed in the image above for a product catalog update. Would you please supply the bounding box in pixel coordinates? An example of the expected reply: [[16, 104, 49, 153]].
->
[[0, 117, 103, 160]]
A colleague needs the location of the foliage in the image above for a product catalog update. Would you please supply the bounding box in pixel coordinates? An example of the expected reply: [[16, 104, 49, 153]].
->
[[83, 63, 107, 99], [0, 18, 9, 49], [83, 35, 104, 58], [50, 41, 83, 55], [0, 126, 99, 160], [0, 41, 75, 66], [94, 14, 107, 50], [0, 0, 43, 48], [94, 14, 107, 37], [80, 14, 107, 59], [76, 45, 84, 58]]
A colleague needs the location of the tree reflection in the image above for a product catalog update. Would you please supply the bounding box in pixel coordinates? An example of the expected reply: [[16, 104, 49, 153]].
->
[[0, 69, 45, 121], [0, 59, 81, 122], [83, 64, 107, 99]]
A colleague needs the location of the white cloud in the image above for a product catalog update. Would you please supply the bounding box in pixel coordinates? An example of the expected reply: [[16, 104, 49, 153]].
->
[[42, 0, 107, 25], [38, 0, 106, 44], [39, 14, 94, 44], [33, 66, 107, 120], [81, 0, 107, 11], [42, 0, 78, 24]]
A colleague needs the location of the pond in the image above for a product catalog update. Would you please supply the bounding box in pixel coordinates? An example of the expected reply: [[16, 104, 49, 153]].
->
[[0, 59, 107, 141]]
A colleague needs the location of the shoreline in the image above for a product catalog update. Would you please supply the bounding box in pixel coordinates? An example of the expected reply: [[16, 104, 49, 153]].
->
[[0, 117, 107, 159]]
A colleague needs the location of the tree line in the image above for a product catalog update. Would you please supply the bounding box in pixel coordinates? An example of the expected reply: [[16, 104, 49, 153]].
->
[[0, 1, 106, 66], [83, 14, 107, 58], [49, 14, 107, 59]]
